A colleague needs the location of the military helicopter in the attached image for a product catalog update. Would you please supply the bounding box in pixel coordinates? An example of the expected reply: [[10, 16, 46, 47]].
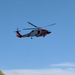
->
[[15, 22, 55, 39]]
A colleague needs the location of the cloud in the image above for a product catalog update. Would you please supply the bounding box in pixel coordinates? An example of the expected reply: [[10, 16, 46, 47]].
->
[[49, 63, 75, 67], [3, 68, 75, 75], [3, 63, 75, 75]]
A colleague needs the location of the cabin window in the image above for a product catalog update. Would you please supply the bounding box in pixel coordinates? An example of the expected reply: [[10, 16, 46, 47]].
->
[[37, 30, 40, 34]]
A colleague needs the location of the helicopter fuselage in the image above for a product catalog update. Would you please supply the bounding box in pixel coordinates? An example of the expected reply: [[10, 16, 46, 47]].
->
[[16, 29, 51, 38]]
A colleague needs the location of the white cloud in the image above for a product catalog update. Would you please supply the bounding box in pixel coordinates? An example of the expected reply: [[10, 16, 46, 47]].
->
[[3, 63, 75, 75], [3, 68, 75, 75], [49, 63, 75, 67]]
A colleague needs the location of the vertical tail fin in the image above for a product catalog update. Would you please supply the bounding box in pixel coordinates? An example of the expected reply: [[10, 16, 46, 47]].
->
[[16, 31, 22, 38], [15, 28, 22, 38]]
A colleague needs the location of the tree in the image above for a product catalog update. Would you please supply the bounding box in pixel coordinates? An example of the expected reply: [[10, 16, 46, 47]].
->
[[0, 71, 4, 75]]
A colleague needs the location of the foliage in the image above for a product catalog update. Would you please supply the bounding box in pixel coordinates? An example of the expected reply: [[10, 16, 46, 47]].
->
[[0, 71, 4, 75]]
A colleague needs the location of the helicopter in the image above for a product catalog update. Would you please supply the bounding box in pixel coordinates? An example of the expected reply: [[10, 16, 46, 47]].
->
[[15, 22, 55, 39]]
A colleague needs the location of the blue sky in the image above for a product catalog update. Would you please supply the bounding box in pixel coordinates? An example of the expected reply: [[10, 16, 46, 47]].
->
[[0, 0, 75, 70]]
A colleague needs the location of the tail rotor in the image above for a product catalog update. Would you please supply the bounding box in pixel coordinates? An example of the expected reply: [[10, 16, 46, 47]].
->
[[14, 28, 21, 33]]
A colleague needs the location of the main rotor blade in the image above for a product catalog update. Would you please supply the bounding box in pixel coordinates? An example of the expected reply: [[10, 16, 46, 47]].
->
[[42, 23, 56, 28], [23, 28, 36, 30], [27, 22, 38, 28]]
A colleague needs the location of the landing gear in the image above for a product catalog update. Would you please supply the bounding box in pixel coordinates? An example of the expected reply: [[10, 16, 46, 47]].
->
[[43, 35, 46, 37], [31, 37, 33, 39]]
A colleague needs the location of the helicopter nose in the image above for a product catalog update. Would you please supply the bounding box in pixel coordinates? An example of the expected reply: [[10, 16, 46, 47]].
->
[[46, 31, 51, 34]]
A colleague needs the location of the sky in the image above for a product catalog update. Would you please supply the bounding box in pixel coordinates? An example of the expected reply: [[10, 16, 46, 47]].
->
[[0, 0, 75, 74]]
